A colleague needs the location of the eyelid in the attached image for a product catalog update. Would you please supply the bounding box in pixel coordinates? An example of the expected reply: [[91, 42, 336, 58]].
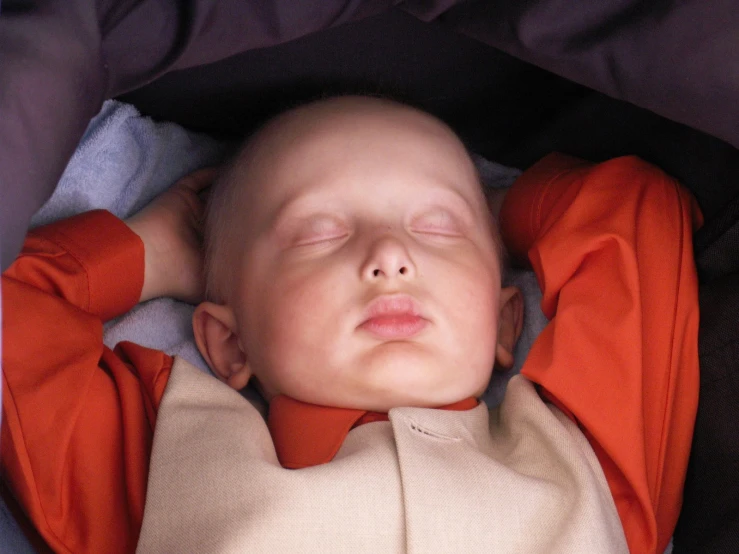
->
[[290, 215, 349, 246], [410, 207, 467, 236]]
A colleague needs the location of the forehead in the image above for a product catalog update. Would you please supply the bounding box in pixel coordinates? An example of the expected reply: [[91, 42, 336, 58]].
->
[[238, 99, 483, 217]]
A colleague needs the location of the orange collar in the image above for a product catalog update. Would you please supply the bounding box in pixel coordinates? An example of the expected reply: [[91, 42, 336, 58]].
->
[[267, 396, 478, 469]]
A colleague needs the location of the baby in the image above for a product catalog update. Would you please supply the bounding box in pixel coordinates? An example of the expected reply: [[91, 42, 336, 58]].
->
[[2, 96, 700, 554], [193, 96, 521, 412]]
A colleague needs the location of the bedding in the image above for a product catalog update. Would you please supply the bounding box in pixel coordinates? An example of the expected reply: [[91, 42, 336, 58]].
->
[[0, 494, 35, 554], [29, 100, 230, 373]]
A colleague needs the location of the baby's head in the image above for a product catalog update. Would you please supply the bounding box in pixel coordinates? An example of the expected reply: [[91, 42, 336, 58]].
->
[[193, 96, 522, 411]]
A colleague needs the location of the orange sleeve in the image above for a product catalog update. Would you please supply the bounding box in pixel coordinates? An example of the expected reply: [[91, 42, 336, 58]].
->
[[500, 154, 701, 554], [2, 210, 173, 554], [4, 210, 144, 322]]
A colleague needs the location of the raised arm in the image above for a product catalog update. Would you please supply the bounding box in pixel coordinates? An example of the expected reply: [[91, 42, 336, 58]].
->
[[2, 210, 149, 553], [500, 153, 702, 554], [1, 169, 213, 553]]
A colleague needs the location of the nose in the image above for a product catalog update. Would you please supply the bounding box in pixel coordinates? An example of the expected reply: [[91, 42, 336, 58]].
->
[[360, 235, 416, 281]]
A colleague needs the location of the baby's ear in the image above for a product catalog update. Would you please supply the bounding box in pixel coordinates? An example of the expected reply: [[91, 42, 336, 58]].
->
[[495, 286, 524, 371], [192, 302, 252, 390]]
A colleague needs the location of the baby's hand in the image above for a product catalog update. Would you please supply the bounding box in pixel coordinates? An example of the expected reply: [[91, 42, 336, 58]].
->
[[125, 168, 217, 304]]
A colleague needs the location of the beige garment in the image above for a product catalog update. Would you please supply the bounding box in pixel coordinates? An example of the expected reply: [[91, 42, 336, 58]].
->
[[137, 358, 628, 553]]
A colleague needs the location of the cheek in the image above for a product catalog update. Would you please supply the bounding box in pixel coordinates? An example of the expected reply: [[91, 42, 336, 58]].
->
[[433, 256, 501, 356], [243, 265, 347, 374], [429, 248, 499, 311], [455, 275, 499, 335]]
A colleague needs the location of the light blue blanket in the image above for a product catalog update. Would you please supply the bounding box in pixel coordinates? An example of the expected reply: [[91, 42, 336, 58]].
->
[[31, 100, 231, 372]]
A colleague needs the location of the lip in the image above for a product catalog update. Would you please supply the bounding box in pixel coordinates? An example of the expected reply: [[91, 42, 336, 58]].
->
[[358, 294, 428, 339]]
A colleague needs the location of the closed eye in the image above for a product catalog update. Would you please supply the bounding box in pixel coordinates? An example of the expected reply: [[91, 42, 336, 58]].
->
[[410, 209, 465, 237], [292, 216, 349, 246]]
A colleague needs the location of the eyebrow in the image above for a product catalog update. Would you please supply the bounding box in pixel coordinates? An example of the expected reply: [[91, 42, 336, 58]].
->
[[414, 185, 480, 222], [270, 181, 481, 232], [268, 195, 341, 236]]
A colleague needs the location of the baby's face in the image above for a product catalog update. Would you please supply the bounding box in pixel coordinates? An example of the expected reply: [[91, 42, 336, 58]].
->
[[229, 99, 504, 411]]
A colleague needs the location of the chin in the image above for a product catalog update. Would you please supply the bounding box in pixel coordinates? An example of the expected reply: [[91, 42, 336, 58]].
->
[[367, 371, 480, 409], [372, 391, 474, 412], [352, 345, 487, 408]]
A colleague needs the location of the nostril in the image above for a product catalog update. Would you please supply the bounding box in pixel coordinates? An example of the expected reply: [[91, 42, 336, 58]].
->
[[373, 269, 380, 277], [399, 267, 407, 275]]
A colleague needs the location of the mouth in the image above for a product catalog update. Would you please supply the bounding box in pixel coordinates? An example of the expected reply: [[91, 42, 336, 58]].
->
[[358, 294, 428, 340]]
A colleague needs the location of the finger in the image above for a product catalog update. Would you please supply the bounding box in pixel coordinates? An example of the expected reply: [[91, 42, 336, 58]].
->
[[176, 167, 220, 193]]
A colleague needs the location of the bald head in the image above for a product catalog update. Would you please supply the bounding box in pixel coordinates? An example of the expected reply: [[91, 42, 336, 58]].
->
[[203, 96, 497, 303]]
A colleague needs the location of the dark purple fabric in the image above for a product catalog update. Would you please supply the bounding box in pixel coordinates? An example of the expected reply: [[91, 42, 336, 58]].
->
[[0, 0, 106, 270], [0, 0, 392, 270], [432, 0, 739, 150], [0, 0, 737, 272], [120, 10, 739, 224], [101, 0, 395, 94]]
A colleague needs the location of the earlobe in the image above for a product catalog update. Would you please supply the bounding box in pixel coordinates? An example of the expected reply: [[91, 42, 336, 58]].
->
[[192, 302, 252, 390], [495, 286, 524, 371]]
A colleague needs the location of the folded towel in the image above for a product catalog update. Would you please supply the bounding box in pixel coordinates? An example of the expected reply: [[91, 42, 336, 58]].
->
[[31, 101, 229, 227], [31, 100, 231, 371]]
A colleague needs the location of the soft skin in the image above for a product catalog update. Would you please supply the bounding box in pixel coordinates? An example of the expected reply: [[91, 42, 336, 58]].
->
[[192, 97, 523, 411]]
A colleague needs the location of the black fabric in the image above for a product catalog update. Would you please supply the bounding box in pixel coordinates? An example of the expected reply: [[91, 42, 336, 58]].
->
[[672, 195, 739, 553], [694, 194, 739, 284], [672, 279, 739, 554], [121, 11, 739, 224], [120, 12, 583, 167], [433, 0, 739, 150]]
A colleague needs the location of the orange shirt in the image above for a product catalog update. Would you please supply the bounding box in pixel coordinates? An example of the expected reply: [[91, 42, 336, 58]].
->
[[1, 154, 701, 554], [267, 395, 478, 469], [1, 210, 171, 554]]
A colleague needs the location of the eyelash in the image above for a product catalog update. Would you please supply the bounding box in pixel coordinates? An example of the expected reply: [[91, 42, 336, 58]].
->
[[293, 219, 349, 246], [410, 210, 464, 236], [295, 234, 347, 247], [286, 209, 466, 247]]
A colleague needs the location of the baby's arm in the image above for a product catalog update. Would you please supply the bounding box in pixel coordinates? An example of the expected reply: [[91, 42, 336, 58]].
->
[[2, 210, 151, 553], [500, 154, 702, 554], [1, 169, 214, 553]]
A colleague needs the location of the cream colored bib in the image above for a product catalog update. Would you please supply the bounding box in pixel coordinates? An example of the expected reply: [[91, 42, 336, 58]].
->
[[137, 358, 627, 553]]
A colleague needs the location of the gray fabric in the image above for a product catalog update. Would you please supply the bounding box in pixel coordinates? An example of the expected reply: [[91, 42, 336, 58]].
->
[[473, 154, 548, 406], [0, 495, 36, 554], [30, 101, 227, 228]]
